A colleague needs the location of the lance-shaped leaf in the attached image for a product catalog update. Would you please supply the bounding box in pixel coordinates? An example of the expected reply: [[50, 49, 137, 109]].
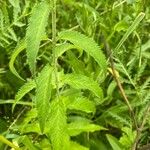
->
[[46, 100, 70, 150], [36, 65, 52, 132], [115, 12, 145, 52], [12, 79, 36, 112], [19, 135, 37, 150], [106, 134, 123, 150], [58, 31, 107, 74], [55, 43, 76, 59], [9, 39, 26, 80], [26, 1, 50, 74]]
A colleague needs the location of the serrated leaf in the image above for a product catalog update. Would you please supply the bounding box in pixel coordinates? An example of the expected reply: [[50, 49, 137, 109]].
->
[[9, 39, 26, 80], [36, 64, 52, 132], [20, 122, 41, 134], [55, 43, 76, 59], [58, 31, 107, 74], [46, 100, 70, 150], [26, 1, 50, 74], [66, 51, 85, 74], [12, 79, 36, 112], [119, 127, 136, 148], [65, 97, 96, 113], [8, 28, 17, 41], [63, 73, 103, 100], [18, 109, 37, 133], [70, 141, 89, 150], [20, 135, 37, 150], [68, 120, 106, 136]]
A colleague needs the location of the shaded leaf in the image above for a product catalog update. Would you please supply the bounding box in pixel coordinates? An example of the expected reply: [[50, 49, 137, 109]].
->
[[106, 134, 123, 150]]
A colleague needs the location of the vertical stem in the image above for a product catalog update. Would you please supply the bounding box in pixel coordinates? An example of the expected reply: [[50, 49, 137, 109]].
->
[[52, 0, 56, 45], [102, 34, 138, 131], [131, 105, 150, 150], [52, 0, 59, 97]]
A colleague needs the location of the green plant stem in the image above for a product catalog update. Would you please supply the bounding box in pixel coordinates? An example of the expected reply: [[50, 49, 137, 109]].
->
[[0, 99, 33, 106], [102, 34, 138, 131], [52, 0, 59, 98], [0, 135, 20, 150]]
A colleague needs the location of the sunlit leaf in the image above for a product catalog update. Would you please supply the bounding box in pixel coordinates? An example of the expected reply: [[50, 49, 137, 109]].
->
[[26, 1, 50, 74], [36, 64, 52, 132]]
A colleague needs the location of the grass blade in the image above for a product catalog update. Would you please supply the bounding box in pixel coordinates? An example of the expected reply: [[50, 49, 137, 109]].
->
[[115, 12, 145, 52]]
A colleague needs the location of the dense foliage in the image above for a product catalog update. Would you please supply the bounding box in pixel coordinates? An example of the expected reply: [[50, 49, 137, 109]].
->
[[0, 0, 150, 150]]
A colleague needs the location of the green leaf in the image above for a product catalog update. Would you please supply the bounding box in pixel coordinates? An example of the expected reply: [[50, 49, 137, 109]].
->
[[115, 12, 145, 52], [26, 1, 50, 74], [36, 64, 52, 132], [8, 28, 17, 41], [46, 100, 70, 150], [68, 120, 106, 136], [66, 51, 85, 74], [106, 134, 123, 150], [18, 109, 38, 133], [70, 141, 89, 150], [107, 80, 117, 96], [64, 97, 96, 113], [12, 79, 36, 112], [9, 39, 26, 80], [0, 118, 8, 133], [90, 139, 109, 150], [114, 20, 128, 32], [0, 99, 33, 106], [119, 127, 136, 148], [13, 21, 25, 27], [38, 138, 52, 150], [63, 73, 103, 100], [55, 43, 76, 59], [20, 122, 41, 134], [0, 135, 20, 150], [58, 31, 107, 74], [20, 135, 37, 150]]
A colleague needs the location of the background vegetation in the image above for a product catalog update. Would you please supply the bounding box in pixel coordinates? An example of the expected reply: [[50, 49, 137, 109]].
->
[[0, 0, 150, 150]]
